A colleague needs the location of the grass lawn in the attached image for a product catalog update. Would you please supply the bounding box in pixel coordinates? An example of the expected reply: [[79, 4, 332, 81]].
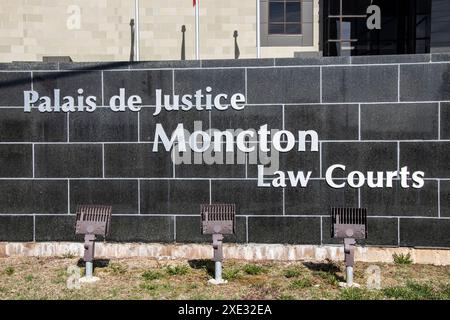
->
[[0, 256, 449, 300]]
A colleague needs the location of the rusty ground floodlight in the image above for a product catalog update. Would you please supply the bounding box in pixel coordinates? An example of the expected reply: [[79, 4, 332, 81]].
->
[[75, 205, 112, 283], [331, 207, 368, 287], [200, 203, 236, 285]]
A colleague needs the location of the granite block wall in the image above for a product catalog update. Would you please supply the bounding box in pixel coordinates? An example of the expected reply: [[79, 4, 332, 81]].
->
[[0, 54, 449, 248]]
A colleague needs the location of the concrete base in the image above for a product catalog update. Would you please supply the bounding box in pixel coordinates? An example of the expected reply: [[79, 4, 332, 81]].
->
[[79, 276, 100, 284], [208, 279, 228, 285], [338, 282, 361, 288], [1, 242, 450, 265]]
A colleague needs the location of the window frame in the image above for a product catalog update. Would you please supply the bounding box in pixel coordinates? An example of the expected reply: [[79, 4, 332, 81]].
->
[[268, 0, 303, 36]]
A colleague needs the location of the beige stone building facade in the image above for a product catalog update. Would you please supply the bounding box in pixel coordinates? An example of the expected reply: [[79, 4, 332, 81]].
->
[[0, 0, 320, 62]]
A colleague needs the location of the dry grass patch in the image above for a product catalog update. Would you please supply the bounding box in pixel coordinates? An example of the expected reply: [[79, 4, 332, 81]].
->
[[0, 257, 448, 300]]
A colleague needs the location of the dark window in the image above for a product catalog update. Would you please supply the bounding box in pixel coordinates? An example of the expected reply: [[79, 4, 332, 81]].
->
[[323, 0, 431, 56], [269, 0, 302, 35]]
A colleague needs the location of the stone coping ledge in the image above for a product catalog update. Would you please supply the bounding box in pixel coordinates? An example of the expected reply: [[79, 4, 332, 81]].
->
[[0, 53, 450, 71], [1, 242, 449, 266]]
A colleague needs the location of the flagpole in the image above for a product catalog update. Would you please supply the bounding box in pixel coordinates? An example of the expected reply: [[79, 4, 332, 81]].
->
[[256, 0, 261, 58], [195, 0, 200, 60], [134, 0, 140, 61]]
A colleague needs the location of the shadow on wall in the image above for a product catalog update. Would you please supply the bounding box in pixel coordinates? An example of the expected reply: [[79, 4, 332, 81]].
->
[[0, 61, 132, 91]]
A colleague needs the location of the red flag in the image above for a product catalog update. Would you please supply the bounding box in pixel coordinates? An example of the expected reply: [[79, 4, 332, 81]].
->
[[193, 0, 196, 6]]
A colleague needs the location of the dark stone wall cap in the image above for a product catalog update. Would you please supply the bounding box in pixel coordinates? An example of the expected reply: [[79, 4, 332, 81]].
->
[[130, 60, 201, 69], [275, 56, 350, 66], [351, 54, 431, 64], [431, 52, 450, 62], [201, 58, 274, 68], [0, 61, 59, 70], [59, 61, 131, 71], [1, 53, 450, 71]]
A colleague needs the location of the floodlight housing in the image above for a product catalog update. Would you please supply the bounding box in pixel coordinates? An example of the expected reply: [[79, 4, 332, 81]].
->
[[200, 203, 236, 236], [75, 205, 112, 238], [200, 203, 236, 285], [75, 205, 112, 282], [330, 207, 368, 287], [331, 207, 367, 240]]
